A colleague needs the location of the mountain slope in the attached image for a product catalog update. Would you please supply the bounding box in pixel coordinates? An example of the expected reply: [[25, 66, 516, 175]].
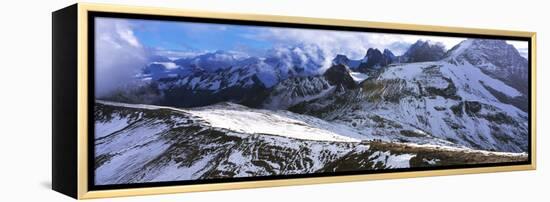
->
[[261, 64, 366, 110], [290, 61, 528, 153], [446, 39, 529, 96], [261, 76, 335, 110], [94, 101, 526, 185]]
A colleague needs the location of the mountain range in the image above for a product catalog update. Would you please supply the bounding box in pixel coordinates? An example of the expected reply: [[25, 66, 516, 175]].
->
[[95, 38, 530, 184], [112, 39, 528, 110]]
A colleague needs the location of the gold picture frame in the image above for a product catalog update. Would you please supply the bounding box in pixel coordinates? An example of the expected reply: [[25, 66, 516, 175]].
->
[[52, 3, 536, 199]]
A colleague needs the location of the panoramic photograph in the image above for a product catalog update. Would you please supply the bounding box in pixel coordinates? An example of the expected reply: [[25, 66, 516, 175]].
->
[[93, 17, 530, 186]]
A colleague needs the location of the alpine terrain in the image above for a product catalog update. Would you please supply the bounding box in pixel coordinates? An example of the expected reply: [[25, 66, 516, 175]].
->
[[95, 39, 529, 185]]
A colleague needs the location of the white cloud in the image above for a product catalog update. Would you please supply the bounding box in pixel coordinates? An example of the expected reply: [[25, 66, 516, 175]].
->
[[250, 27, 466, 71], [256, 27, 466, 55], [152, 62, 178, 69], [152, 48, 208, 60], [116, 26, 140, 47], [266, 44, 329, 75], [254, 27, 372, 60], [95, 17, 147, 98]]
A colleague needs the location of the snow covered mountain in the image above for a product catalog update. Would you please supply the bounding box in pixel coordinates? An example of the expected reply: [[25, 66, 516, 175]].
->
[[261, 76, 335, 110], [153, 57, 272, 108], [94, 101, 526, 185], [290, 60, 528, 152], [173, 50, 249, 72], [103, 38, 529, 154], [125, 45, 332, 107], [260, 39, 530, 153], [446, 39, 529, 96], [261, 64, 369, 110]]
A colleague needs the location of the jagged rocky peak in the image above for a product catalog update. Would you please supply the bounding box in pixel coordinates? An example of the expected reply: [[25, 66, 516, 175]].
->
[[357, 48, 395, 72], [365, 48, 384, 64], [447, 39, 526, 67], [367, 48, 381, 54], [447, 39, 528, 95], [332, 54, 350, 64], [332, 54, 361, 69], [323, 64, 357, 89], [383, 49, 396, 61], [400, 40, 446, 63]]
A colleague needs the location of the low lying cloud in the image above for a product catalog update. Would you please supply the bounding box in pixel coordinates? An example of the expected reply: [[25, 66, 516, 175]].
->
[[266, 44, 329, 75], [249, 27, 465, 71], [95, 18, 147, 98], [255, 28, 372, 60], [151, 48, 208, 60]]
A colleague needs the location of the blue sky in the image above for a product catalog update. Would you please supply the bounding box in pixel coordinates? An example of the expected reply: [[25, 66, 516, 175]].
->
[[97, 17, 529, 59], [130, 19, 273, 53], [105, 17, 465, 59]]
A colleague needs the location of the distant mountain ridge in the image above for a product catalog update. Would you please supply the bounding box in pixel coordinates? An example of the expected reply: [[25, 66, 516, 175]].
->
[[396, 40, 446, 63], [105, 39, 528, 112]]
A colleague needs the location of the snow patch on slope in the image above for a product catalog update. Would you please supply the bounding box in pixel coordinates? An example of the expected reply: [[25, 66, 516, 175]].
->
[[263, 85, 336, 110], [447, 39, 474, 58], [368, 151, 416, 169], [95, 116, 132, 138], [190, 104, 362, 142], [97, 100, 367, 142], [442, 62, 522, 98], [350, 72, 369, 83]]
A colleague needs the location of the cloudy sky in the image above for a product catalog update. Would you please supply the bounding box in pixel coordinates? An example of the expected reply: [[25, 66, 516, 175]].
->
[[107, 17, 528, 59], [94, 17, 528, 97]]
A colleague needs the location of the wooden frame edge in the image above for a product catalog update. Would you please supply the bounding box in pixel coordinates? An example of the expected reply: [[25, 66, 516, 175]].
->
[[78, 164, 534, 199], [530, 32, 537, 170], [77, 2, 535, 37], [77, 3, 89, 199], [74, 3, 537, 199]]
